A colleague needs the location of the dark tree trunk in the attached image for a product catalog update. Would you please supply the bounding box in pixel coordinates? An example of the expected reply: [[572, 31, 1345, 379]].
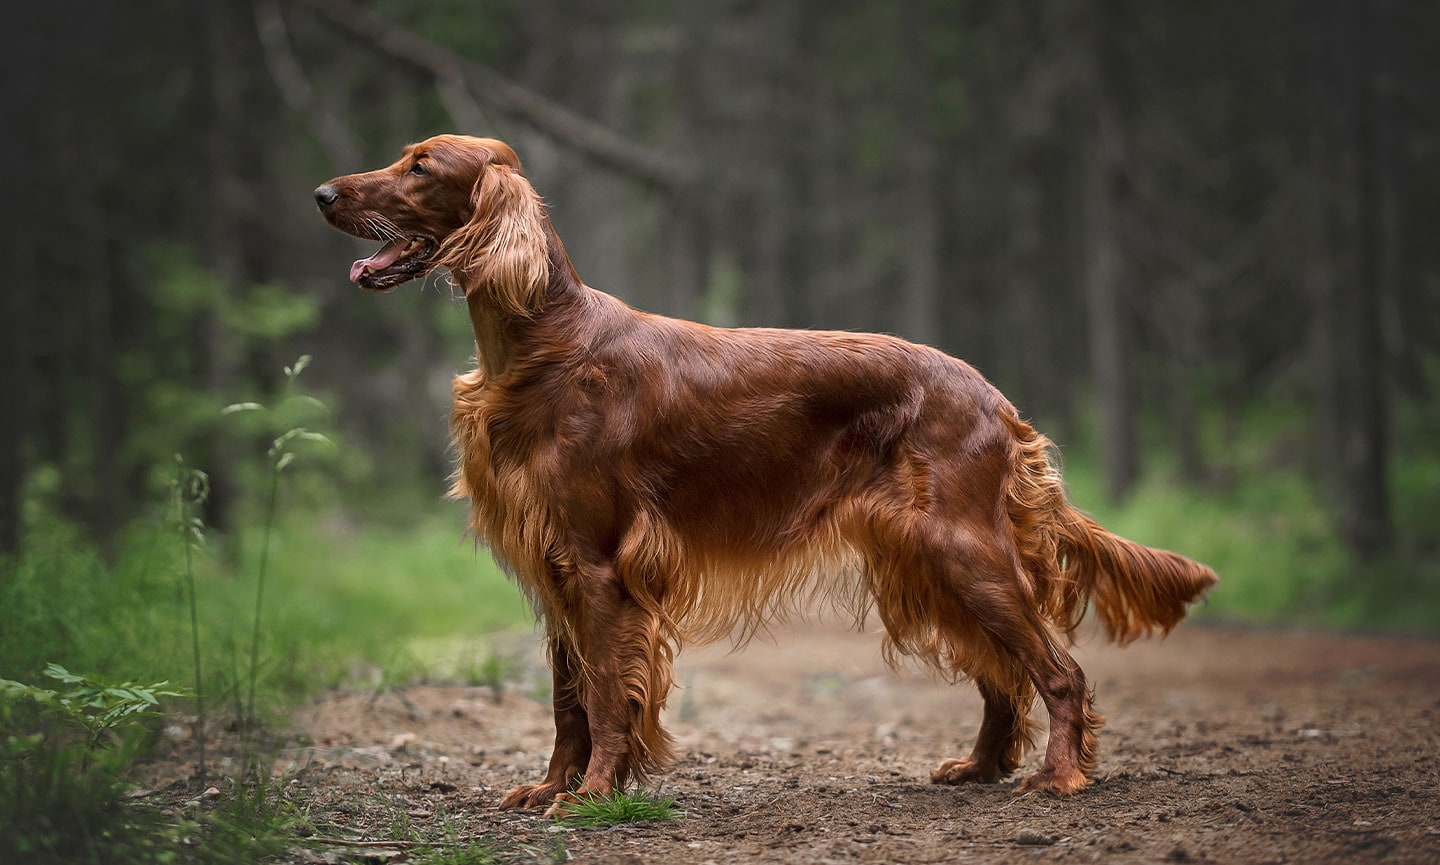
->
[[782, 0, 834, 331], [1370, 1, 1420, 399], [1082, 0, 1138, 502], [657, 0, 712, 321], [1338, 0, 1392, 557], [896, 0, 940, 346], [198, 0, 249, 533], [738, 1, 807, 329], [0, 156, 33, 557], [0, 10, 49, 556], [1311, 0, 1393, 560]]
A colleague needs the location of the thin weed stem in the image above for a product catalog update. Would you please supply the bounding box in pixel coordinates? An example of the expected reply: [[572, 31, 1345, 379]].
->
[[246, 465, 280, 734], [176, 460, 208, 783]]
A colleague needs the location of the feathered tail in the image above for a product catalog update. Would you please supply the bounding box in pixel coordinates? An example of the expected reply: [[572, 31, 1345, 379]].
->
[[1002, 414, 1219, 644]]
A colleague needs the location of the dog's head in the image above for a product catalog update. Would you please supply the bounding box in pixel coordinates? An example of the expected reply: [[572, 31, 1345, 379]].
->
[[314, 135, 547, 309]]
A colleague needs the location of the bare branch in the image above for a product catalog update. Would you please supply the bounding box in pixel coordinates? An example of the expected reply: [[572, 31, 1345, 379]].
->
[[286, 0, 694, 190], [434, 74, 493, 139], [254, 0, 362, 169]]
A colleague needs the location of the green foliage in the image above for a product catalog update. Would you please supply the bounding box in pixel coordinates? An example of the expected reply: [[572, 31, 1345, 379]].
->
[[463, 644, 515, 699], [0, 515, 186, 689], [1, 664, 188, 755], [555, 788, 681, 827], [223, 356, 336, 731], [3, 344, 530, 710], [0, 345, 532, 862], [1064, 457, 1347, 624], [114, 245, 324, 507], [172, 456, 211, 781], [218, 353, 345, 519], [0, 666, 187, 864], [1057, 398, 1440, 634], [0, 507, 531, 713]]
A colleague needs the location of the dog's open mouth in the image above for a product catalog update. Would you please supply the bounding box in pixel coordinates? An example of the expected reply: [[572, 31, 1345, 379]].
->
[[349, 236, 436, 291]]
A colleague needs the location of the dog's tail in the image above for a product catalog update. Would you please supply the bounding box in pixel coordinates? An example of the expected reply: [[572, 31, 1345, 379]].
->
[[1002, 414, 1218, 644]]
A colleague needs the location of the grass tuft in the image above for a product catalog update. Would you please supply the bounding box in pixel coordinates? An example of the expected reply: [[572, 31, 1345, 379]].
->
[[191, 776, 315, 863], [410, 839, 507, 865], [555, 788, 682, 827]]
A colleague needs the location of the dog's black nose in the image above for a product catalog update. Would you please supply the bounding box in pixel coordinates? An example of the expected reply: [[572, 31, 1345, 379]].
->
[[314, 185, 339, 208]]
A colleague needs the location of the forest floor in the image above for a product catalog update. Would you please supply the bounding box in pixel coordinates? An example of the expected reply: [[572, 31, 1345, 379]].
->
[[140, 620, 1440, 864]]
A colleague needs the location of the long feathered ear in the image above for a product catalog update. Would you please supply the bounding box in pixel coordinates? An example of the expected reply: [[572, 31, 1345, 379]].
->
[[436, 163, 550, 315]]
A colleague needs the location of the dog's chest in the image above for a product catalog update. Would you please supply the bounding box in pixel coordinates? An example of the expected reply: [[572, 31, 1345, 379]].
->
[[448, 369, 581, 535]]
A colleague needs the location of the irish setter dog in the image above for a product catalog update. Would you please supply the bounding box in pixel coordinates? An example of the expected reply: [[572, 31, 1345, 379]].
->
[[315, 135, 1217, 814]]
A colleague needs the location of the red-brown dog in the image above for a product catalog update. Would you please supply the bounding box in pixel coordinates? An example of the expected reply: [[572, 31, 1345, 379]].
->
[[316, 135, 1217, 814]]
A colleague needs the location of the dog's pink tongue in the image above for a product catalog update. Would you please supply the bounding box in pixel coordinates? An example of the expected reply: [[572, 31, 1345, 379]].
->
[[350, 238, 408, 283]]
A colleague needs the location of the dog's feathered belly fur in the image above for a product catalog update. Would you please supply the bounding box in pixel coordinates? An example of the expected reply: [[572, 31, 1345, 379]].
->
[[452, 288, 1061, 777]]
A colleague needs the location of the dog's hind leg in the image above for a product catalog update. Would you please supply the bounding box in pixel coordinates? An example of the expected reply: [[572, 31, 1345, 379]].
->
[[931, 660, 1037, 785], [966, 579, 1100, 795], [1005, 616, 1102, 795], [498, 634, 592, 809], [922, 529, 1101, 795]]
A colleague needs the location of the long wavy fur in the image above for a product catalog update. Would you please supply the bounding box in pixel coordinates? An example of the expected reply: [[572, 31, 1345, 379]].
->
[[436, 162, 549, 316], [1002, 413, 1219, 645]]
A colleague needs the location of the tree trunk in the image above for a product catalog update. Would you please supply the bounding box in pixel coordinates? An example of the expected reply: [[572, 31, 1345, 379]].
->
[[200, 0, 248, 533], [1370, 1, 1420, 399], [1336, 0, 1392, 557], [1310, 0, 1393, 560], [0, 151, 33, 557], [896, 0, 940, 346], [1082, 0, 1138, 502], [663, 0, 712, 320], [0, 10, 48, 555]]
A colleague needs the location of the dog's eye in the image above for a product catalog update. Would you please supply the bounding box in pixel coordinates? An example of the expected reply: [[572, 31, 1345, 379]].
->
[[409, 161, 426, 176]]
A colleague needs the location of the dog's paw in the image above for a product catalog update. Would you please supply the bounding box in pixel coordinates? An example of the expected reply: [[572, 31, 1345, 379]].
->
[[931, 758, 1004, 785], [1014, 767, 1089, 796], [542, 791, 583, 819], [498, 782, 565, 810]]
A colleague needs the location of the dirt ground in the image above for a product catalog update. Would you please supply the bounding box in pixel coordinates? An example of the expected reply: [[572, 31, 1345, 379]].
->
[[147, 619, 1440, 864]]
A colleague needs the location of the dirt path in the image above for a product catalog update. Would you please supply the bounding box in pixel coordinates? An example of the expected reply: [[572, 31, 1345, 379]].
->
[[172, 621, 1440, 863]]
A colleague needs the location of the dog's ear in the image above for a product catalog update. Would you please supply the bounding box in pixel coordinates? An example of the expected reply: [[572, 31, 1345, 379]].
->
[[437, 162, 549, 315]]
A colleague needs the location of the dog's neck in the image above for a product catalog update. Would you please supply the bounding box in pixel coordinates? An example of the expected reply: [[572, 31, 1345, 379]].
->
[[463, 217, 583, 378]]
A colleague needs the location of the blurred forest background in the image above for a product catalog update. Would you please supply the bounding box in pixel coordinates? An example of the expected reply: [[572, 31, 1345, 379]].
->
[[2, 0, 1438, 635]]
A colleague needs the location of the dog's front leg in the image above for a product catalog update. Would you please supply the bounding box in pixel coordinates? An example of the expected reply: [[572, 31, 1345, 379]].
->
[[543, 569, 675, 817], [498, 635, 591, 809]]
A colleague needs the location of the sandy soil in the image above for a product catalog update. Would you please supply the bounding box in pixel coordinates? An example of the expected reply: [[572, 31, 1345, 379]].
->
[[146, 619, 1440, 863]]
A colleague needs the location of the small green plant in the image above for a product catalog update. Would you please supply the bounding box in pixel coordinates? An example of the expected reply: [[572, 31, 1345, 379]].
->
[[0, 665, 189, 863], [0, 664, 189, 758], [173, 456, 210, 781], [223, 355, 333, 734], [554, 787, 681, 827]]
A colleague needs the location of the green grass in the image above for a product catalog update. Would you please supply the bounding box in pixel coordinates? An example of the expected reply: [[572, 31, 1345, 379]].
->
[[554, 788, 682, 827], [0, 503, 533, 863], [179, 777, 314, 865], [1056, 441, 1440, 634], [224, 507, 534, 690], [0, 506, 533, 705]]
